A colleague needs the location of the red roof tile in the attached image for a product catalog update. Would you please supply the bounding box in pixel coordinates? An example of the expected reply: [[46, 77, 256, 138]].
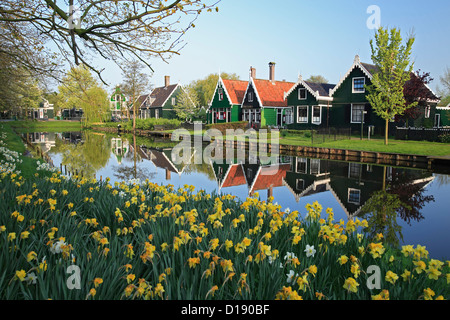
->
[[253, 79, 295, 107], [221, 164, 246, 188], [250, 164, 291, 193], [222, 79, 248, 105]]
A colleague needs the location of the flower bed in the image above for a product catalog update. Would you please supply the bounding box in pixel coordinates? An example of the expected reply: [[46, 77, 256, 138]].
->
[[0, 125, 449, 300], [0, 167, 448, 300]]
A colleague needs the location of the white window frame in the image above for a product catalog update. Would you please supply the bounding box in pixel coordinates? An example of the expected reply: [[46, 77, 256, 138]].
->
[[297, 106, 308, 123], [351, 104, 366, 124], [348, 188, 361, 205], [298, 88, 307, 100], [296, 158, 307, 174], [171, 97, 176, 105], [425, 105, 431, 119], [218, 87, 224, 101], [296, 179, 305, 191], [155, 109, 160, 119], [285, 107, 294, 125], [352, 77, 366, 93], [312, 106, 322, 124], [248, 92, 253, 103]]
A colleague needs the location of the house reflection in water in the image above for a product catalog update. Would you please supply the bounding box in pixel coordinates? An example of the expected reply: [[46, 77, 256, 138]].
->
[[111, 137, 129, 165], [26, 132, 56, 154], [211, 155, 434, 220], [137, 146, 194, 180]]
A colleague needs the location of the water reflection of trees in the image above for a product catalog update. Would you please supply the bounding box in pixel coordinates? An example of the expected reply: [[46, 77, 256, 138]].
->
[[56, 132, 111, 179], [112, 135, 156, 182], [360, 170, 435, 248]]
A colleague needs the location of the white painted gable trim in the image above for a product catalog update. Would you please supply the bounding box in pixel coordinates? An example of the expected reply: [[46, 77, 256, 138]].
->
[[329, 55, 373, 97]]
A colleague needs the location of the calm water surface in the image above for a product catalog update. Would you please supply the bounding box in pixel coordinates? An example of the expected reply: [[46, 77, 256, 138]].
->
[[27, 131, 450, 260]]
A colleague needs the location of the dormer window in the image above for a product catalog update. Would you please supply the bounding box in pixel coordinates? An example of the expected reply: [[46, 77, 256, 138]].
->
[[298, 88, 307, 100], [352, 77, 365, 93]]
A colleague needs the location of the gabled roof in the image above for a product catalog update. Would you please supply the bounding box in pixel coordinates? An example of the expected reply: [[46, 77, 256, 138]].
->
[[331, 55, 440, 103], [284, 76, 335, 101], [137, 84, 180, 109], [248, 78, 296, 107], [329, 55, 374, 96], [221, 79, 248, 105]]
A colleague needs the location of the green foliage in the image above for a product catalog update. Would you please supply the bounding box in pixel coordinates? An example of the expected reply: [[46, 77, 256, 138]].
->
[[58, 65, 109, 125], [124, 118, 182, 131], [192, 72, 240, 107], [173, 85, 200, 121], [366, 27, 416, 145], [438, 133, 450, 143]]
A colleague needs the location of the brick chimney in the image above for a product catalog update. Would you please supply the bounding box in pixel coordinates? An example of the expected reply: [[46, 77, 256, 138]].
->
[[269, 62, 276, 82], [165, 76, 170, 87], [250, 67, 256, 79]]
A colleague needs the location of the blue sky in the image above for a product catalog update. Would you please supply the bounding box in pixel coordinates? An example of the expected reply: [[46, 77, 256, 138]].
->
[[99, 0, 450, 93]]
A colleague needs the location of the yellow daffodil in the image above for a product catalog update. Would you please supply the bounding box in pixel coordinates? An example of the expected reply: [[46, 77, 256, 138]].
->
[[15, 270, 26, 281], [385, 271, 399, 285], [343, 277, 359, 293]]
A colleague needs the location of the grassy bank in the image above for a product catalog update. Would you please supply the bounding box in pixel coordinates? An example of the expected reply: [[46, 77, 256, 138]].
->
[[7, 120, 83, 133], [0, 123, 48, 178]]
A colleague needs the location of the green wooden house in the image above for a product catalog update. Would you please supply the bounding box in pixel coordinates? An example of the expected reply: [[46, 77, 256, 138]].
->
[[328, 55, 440, 133], [326, 55, 386, 134], [110, 86, 128, 120], [241, 63, 295, 128], [137, 76, 183, 120], [284, 76, 335, 130], [207, 76, 248, 124], [436, 104, 450, 127]]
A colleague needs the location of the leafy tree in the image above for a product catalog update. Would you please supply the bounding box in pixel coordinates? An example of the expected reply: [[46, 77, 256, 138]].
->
[[306, 75, 328, 83], [192, 72, 240, 107], [396, 70, 437, 126], [437, 67, 450, 107], [0, 0, 220, 84], [366, 27, 416, 145], [120, 60, 151, 133], [174, 85, 199, 122], [58, 64, 109, 125]]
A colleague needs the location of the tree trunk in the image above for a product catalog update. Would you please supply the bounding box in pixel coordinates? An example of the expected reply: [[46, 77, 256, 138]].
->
[[385, 119, 389, 145]]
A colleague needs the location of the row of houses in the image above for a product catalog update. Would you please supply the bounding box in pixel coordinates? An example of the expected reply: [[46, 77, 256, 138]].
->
[[110, 76, 194, 121], [207, 56, 446, 131]]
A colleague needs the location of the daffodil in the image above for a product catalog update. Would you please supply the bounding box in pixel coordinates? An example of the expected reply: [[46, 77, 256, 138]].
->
[[15, 270, 26, 281], [286, 270, 298, 284], [423, 288, 435, 300], [385, 271, 399, 285], [338, 255, 348, 265], [343, 277, 359, 293], [304, 244, 316, 258]]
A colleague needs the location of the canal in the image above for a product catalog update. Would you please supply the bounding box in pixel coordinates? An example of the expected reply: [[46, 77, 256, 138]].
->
[[26, 130, 450, 260]]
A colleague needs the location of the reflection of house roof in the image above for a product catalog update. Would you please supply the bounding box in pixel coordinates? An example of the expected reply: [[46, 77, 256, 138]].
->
[[249, 164, 291, 194], [221, 164, 246, 189], [282, 177, 330, 202], [150, 149, 180, 173]]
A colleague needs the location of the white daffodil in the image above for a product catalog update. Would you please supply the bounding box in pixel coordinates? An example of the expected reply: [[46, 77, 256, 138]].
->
[[25, 272, 37, 284], [304, 244, 316, 258], [286, 270, 298, 283]]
